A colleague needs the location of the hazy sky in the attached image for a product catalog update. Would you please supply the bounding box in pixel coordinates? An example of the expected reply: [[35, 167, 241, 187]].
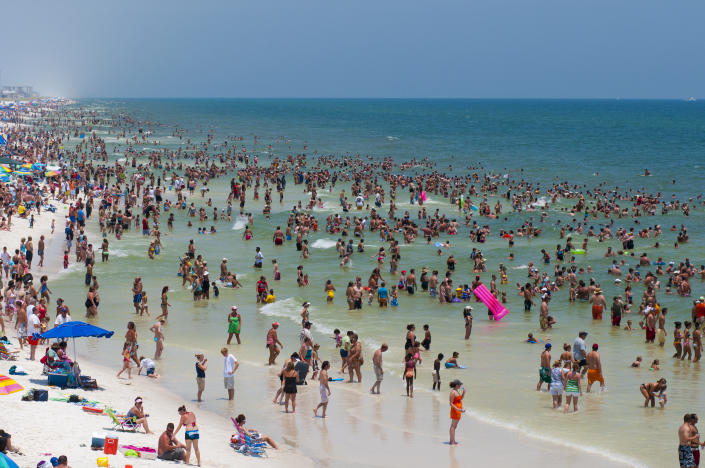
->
[[3, 0, 704, 98]]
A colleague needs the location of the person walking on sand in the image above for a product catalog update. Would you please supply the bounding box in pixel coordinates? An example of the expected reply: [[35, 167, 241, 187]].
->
[[313, 361, 331, 418], [227, 306, 241, 345], [536, 343, 552, 391], [174, 405, 201, 467], [221, 347, 239, 401], [586, 343, 605, 392], [195, 353, 208, 402], [449, 379, 466, 445], [370, 343, 388, 394], [266, 322, 282, 365]]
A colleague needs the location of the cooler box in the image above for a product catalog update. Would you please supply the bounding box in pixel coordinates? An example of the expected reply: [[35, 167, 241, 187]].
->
[[104, 437, 118, 455], [91, 433, 106, 450], [48, 372, 69, 387]]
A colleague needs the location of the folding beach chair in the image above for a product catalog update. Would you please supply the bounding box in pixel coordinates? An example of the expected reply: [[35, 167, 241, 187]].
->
[[0, 344, 18, 361], [230, 418, 267, 457], [107, 408, 142, 432]]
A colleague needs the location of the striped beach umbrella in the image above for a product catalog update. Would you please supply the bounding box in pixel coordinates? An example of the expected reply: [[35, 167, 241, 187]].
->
[[0, 375, 23, 395], [0, 452, 20, 468]]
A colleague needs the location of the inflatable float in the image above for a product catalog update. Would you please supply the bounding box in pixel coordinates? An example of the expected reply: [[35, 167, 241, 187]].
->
[[473, 284, 509, 321]]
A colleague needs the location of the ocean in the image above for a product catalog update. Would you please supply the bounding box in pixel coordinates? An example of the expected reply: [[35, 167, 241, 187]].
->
[[49, 98, 705, 467]]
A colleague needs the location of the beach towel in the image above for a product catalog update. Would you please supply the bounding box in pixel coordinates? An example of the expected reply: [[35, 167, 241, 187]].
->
[[473, 284, 509, 321]]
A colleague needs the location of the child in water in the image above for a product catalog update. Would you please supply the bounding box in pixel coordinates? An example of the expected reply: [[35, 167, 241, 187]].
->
[[631, 356, 642, 367], [390, 286, 399, 307]]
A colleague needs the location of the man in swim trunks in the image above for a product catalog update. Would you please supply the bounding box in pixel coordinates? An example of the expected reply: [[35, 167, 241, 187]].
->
[[679, 414, 698, 467], [536, 343, 552, 391], [370, 343, 388, 394], [158, 423, 187, 462], [589, 288, 606, 320], [586, 343, 605, 392]]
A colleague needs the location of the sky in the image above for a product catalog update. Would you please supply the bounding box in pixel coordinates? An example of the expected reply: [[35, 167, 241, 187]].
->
[[2, 0, 704, 98]]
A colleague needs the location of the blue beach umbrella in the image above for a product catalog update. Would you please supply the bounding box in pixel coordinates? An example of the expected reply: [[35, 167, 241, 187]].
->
[[0, 452, 20, 468], [39, 321, 114, 360]]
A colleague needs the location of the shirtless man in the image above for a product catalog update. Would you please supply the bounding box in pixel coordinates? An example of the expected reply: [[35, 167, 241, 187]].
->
[[347, 333, 362, 383], [678, 414, 698, 468], [370, 343, 388, 394], [266, 323, 282, 365], [536, 343, 551, 391], [149, 318, 166, 360], [539, 294, 550, 331], [586, 343, 605, 392], [589, 288, 606, 320], [158, 423, 187, 462]]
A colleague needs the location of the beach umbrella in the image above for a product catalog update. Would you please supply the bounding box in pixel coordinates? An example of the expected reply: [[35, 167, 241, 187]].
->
[[0, 375, 23, 396], [39, 321, 114, 360], [0, 452, 20, 468]]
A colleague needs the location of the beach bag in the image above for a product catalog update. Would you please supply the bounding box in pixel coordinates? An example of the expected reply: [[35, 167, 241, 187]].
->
[[69, 394, 81, 403], [33, 389, 49, 401]]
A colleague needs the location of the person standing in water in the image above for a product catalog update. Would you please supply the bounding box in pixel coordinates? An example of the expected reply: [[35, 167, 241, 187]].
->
[[266, 322, 282, 365], [313, 361, 331, 418], [195, 353, 208, 402], [586, 343, 605, 392], [449, 379, 466, 445], [227, 306, 241, 345], [370, 343, 388, 394], [157, 286, 170, 321], [150, 318, 166, 360], [537, 343, 552, 391], [564, 362, 582, 413]]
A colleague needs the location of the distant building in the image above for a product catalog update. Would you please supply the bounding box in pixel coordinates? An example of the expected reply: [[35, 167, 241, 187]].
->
[[1, 86, 36, 99]]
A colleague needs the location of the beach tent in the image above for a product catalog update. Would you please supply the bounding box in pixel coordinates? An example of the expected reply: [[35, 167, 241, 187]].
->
[[0, 452, 20, 468], [39, 321, 114, 360], [0, 375, 23, 395]]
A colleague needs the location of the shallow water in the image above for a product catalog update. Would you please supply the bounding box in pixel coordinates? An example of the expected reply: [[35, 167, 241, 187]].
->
[[50, 98, 705, 467]]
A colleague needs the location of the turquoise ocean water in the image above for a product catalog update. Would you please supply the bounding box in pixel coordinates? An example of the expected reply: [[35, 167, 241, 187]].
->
[[49, 99, 705, 467]]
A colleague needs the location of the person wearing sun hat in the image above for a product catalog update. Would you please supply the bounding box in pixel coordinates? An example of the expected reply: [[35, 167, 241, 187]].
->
[[590, 287, 606, 320]]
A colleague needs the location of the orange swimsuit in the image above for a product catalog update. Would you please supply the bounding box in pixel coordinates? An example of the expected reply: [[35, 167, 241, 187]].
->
[[450, 394, 463, 420]]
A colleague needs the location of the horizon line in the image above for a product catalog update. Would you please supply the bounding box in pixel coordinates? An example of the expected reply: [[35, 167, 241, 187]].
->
[[69, 96, 701, 101]]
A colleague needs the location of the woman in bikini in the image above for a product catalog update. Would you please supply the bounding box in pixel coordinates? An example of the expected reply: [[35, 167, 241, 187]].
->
[[682, 321, 693, 361], [673, 321, 683, 359], [640, 378, 667, 407], [158, 286, 170, 321], [174, 405, 201, 466]]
